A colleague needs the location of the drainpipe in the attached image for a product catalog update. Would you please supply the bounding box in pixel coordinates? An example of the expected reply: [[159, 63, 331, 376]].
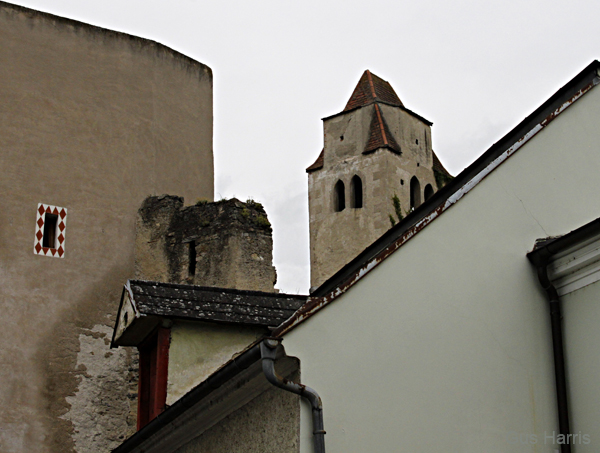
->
[[536, 264, 571, 453], [260, 338, 326, 453]]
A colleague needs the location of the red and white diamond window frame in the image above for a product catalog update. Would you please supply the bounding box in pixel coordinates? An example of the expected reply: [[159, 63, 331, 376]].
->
[[34, 203, 67, 258]]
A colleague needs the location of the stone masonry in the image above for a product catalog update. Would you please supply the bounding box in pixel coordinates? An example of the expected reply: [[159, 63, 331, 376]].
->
[[135, 195, 277, 292], [307, 70, 452, 289]]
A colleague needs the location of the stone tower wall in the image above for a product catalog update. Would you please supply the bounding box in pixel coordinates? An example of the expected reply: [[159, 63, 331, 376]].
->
[[136, 196, 277, 292], [308, 100, 439, 289], [0, 4, 213, 452]]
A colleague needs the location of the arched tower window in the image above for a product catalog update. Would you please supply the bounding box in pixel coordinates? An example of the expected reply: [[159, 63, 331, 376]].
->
[[424, 184, 434, 201], [350, 175, 363, 209], [410, 176, 421, 209], [334, 180, 346, 212]]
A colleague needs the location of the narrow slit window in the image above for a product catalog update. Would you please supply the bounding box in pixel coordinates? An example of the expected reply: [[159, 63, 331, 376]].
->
[[334, 180, 346, 212], [350, 175, 363, 209], [43, 214, 58, 248], [410, 176, 421, 209], [188, 241, 196, 277]]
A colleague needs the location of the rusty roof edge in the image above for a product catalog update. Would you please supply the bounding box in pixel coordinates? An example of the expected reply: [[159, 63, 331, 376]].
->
[[274, 61, 600, 338]]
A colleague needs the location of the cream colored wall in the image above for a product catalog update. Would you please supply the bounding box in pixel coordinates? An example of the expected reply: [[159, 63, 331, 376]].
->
[[173, 374, 300, 453], [290, 85, 600, 452], [167, 322, 264, 406], [562, 281, 600, 450], [0, 4, 213, 452]]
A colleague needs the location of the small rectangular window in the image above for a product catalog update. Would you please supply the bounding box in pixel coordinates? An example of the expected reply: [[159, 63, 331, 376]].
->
[[34, 204, 68, 258], [42, 213, 58, 248]]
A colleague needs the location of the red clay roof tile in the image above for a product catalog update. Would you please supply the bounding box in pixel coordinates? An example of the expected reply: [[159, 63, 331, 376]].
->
[[306, 149, 324, 173], [432, 151, 452, 177], [364, 103, 401, 154], [344, 70, 404, 112]]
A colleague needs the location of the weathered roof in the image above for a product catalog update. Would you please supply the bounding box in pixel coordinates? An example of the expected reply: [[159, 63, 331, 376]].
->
[[112, 280, 307, 346], [276, 60, 600, 337], [306, 149, 324, 173], [131, 280, 304, 324], [363, 103, 401, 154], [432, 150, 452, 177], [344, 70, 404, 111]]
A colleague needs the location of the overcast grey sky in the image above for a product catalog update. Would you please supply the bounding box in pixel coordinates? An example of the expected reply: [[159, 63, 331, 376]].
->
[[10, 0, 599, 293]]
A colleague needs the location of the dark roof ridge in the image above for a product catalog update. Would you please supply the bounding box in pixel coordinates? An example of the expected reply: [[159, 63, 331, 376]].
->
[[323, 100, 433, 126], [128, 279, 308, 300], [306, 149, 324, 173], [0, 1, 211, 80], [343, 70, 404, 112], [274, 60, 600, 337]]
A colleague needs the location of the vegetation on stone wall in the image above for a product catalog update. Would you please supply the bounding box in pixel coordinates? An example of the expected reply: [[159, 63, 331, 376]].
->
[[434, 170, 454, 190], [389, 193, 405, 227]]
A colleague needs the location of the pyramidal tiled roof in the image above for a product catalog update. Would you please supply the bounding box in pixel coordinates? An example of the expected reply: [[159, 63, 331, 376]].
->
[[364, 104, 401, 154], [306, 149, 324, 173], [432, 151, 452, 177], [343, 70, 404, 111]]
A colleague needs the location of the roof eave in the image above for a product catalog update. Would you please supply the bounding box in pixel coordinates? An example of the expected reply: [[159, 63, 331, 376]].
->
[[322, 101, 433, 125], [274, 60, 600, 337]]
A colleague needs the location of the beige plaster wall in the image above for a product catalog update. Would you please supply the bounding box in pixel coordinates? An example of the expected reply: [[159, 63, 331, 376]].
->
[[309, 104, 436, 288], [562, 281, 600, 450], [174, 374, 300, 453], [0, 4, 213, 452], [167, 322, 265, 406], [290, 85, 600, 451]]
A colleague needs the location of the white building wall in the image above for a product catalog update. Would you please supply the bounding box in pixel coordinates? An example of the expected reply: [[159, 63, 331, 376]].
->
[[562, 281, 600, 450], [284, 84, 600, 452]]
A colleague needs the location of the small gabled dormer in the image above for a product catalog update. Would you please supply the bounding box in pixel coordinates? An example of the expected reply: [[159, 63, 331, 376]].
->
[[111, 280, 306, 429]]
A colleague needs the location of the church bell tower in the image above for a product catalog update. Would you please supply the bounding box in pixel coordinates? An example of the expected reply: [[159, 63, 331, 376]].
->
[[307, 70, 452, 290]]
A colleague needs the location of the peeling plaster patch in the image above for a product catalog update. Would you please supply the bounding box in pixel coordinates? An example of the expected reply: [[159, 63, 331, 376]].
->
[[61, 325, 133, 453]]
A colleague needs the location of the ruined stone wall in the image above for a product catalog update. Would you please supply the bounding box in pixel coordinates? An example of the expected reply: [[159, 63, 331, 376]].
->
[[0, 3, 213, 452], [136, 196, 277, 292]]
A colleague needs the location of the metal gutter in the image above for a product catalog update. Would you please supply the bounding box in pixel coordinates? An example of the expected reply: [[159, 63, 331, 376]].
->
[[274, 60, 600, 338], [531, 263, 572, 453], [526, 218, 600, 453], [524, 218, 600, 453], [261, 338, 326, 453]]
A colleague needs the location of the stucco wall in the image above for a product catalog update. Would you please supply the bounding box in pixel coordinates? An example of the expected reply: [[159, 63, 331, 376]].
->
[[562, 281, 600, 450], [0, 3, 213, 452], [174, 375, 300, 453], [289, 84, 600, 451], [167, 321, 265, 406]]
